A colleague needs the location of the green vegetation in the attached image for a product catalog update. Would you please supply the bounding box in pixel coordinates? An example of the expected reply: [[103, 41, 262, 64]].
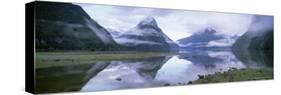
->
[[35, 2, 118, 51], [35, 73, 86, 93], [36, 51, 178, 68], [190, 68, 273, 84]]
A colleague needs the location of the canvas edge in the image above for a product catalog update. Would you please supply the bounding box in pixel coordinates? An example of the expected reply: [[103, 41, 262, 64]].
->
[[25, 1, 35, 94]]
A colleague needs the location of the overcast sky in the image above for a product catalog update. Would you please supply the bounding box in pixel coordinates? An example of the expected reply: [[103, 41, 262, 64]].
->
[[77, 3, 258, 41]]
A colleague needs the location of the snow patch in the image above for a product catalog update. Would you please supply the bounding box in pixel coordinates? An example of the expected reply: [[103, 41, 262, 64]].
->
[[138, 16, 158, 27], [114, 38, 162, 46]]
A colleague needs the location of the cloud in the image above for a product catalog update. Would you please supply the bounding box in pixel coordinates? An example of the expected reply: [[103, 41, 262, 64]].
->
[[248, 15, 273, 32], [76, 3, 262, 41], [207, 39, 235, 47], [110, 6, 173, 16]]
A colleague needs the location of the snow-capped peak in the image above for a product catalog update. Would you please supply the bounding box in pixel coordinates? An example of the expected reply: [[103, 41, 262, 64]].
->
[[138, 16, 158, 27], [204, 27, 217, 34]]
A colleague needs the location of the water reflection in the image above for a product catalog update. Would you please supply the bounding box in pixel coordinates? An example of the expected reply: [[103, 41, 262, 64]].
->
[[155, 51, 246, 85], [35, 61, 111, 93], [81, 56, 171, 91], [232, 48, 273, 69], [36, 50, 272, 93], [81, 50, 246, 91]]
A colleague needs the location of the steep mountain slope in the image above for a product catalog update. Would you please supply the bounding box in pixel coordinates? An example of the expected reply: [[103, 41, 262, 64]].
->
[[109, 17, 178, 51], [232, 16, 273, 67], [35, 1, 117, 51]]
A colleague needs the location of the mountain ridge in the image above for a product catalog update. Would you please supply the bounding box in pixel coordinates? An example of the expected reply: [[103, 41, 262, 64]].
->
[[108, 17, 178, 51], [35, 2, 118, 51]]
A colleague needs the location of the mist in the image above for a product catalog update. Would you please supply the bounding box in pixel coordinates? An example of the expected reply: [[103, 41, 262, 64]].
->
[[247, 15, 273, 33]]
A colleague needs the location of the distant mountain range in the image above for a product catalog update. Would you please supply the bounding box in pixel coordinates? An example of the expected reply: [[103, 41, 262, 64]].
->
[[108, 17, 178, 51], [34, 2, 272, 53], [35, 2, 178, 51], [177, 28, 238, 49]]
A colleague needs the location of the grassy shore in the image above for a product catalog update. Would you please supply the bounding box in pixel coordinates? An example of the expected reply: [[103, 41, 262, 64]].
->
[[190, 68, 273, 84], [36, 51, 178, 68]]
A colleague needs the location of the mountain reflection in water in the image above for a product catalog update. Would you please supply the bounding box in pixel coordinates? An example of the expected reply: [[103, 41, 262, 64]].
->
[[81, 50, 247, 91], [35, 50, 272, 93]]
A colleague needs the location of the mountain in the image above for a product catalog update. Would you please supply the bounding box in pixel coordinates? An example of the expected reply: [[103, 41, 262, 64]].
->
[[35, 2, 118, 51], [177, 28, 225, 48], [177, 28, 238, 49], [232, 16, 273, 68], [108, 17, 178, 51]]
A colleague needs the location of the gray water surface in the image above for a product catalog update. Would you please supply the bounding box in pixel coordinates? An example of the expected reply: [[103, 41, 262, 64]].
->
[[81, 50, 250, 91], [36, 50, 272, 93]]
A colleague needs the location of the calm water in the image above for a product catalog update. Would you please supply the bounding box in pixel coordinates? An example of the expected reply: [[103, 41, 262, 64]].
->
[[36, 50, 273, 93]]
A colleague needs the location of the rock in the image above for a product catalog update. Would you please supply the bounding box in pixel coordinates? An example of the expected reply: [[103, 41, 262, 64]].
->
[[54, 59, 60, 62], [164, 83, 170, 86], [116, 78, 122, 81], [198, 75, 205, 79], [230, 67, 237, 70]]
